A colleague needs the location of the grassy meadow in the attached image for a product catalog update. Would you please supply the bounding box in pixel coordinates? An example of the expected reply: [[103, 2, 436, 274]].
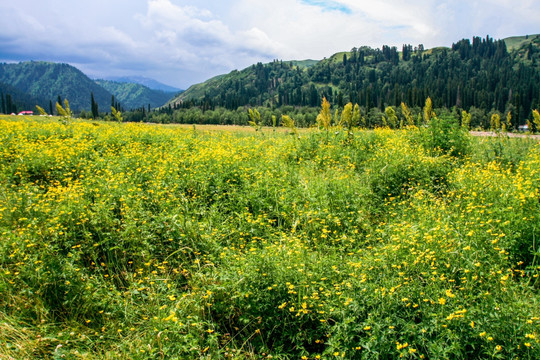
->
[[0, 115, 539, 359]]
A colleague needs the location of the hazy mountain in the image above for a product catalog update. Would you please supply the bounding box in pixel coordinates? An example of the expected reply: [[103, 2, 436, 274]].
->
[[104, 76, 182, 93], [95, 80, 175, 110]]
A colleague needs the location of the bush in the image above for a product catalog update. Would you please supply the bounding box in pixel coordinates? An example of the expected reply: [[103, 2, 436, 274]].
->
[[413, 114, 471, 157]]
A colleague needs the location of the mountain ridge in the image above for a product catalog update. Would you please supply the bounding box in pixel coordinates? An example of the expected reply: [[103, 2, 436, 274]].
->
[[0, 61, 112, 111], [0, 62, 180, 113], [95, 80, 176, 110], [102, 76, 182, 93]]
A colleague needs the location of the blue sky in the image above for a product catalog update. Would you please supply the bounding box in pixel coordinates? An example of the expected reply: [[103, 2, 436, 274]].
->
[[0, 0, 538, 89], [302, 0, 352, 14]]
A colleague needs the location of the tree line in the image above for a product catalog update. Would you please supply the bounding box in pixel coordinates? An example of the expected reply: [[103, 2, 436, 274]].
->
[[173, 35, 540, 127]]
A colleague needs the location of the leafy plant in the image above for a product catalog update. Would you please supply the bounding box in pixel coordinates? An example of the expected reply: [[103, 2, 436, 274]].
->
[[281, 114, 298, 137], [248, 108, 262, 132], [35, 105, 48, 116], [55, 99, 72, 124], [111, 106, 123, 122], [401, 102, 415, 126]]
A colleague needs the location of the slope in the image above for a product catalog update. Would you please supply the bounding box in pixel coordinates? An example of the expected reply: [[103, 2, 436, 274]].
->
[[170, 34, 540, 124], [0, 61, 112, 111], [104, 76, 182, 93], [95, 80, 175, 110]]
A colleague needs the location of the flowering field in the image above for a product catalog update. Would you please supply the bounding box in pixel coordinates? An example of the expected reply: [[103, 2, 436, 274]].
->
[[0, 115, 539, 359]]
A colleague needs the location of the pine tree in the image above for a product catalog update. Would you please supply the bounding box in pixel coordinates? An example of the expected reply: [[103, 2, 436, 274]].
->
[[0, 92, 5, 114], [6, 94, 14, 114], [91, 92, 99, 119]]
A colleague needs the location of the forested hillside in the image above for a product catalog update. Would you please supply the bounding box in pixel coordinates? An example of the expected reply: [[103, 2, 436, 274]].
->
[[172, 35, 540, 126], [0, 81, 48, 114], [95, 80, 176, 110], [0, 61, 112, 111], [0, 62, 179, 115]]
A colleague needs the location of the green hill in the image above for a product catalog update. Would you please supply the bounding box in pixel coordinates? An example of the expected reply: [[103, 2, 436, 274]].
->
[[95, 80, 175, 110], [171, 34, 540, 125], [0, 61, 179, 113], [104, 76, 182, 93], [503, 34, 540, 51], [0, 61, 112, 111]]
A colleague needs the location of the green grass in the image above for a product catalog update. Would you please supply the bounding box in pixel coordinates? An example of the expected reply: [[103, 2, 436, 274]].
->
[[0, 115, 539, 359], [504, 34, 540, 51]]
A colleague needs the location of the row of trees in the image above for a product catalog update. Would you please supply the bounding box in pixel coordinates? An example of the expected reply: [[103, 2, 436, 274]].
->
[[8, 92, 128, 119], [9, 90, 538, 133], [0, 92, 17, 114], [139, 95, 540, 132]]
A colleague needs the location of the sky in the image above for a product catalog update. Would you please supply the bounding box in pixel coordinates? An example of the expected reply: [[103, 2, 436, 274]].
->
[[1, 0, 538, 89]]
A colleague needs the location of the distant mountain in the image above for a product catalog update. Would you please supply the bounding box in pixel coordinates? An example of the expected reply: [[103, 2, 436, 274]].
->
[[104, 76, 182, 93], [170, 34, 540, 125], [0, 61, 112, 111], [95, 80, 175, 110], [0, 62, 181, 113]]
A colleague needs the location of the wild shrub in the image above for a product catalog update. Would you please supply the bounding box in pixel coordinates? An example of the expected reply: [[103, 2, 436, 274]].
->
[[412, 114, 471, 157]]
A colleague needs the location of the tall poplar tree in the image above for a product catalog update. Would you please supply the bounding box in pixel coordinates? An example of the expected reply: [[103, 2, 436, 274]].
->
[[1, 92, 5, 114], [91, 92, 99, 119], [6, 94, 14, 114]]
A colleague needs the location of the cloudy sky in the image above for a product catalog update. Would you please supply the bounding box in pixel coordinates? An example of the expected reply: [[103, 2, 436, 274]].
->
[[1, 0, 538, 89]]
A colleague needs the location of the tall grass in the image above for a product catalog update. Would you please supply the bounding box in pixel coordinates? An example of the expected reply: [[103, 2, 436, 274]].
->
[[0, 115, 538, 359]]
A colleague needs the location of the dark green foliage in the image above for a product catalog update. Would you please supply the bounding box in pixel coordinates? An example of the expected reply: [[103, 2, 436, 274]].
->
[[0, 62, 178, 113], [0, 81, 46, 113], [0, 61, 112, 111], [172, 34, 540, 126], [90, 92, 99, 119]]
